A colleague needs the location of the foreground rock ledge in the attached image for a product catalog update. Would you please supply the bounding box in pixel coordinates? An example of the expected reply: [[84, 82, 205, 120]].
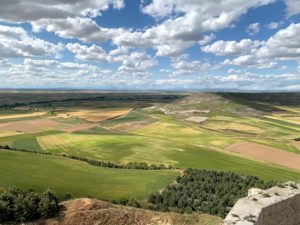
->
[[222, 182, 300, 225]]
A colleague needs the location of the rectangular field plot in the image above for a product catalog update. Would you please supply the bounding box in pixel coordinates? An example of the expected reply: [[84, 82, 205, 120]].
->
[[56, 108, 133, 122]]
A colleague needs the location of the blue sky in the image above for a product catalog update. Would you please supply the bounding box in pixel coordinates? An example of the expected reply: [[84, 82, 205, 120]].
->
[[0, 0, 300, 90]]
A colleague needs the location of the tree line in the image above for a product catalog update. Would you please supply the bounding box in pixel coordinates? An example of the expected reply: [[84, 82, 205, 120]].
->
[[0, 187, 60, 223], [0, 145, 175, 170], [148, 169, 276, 218]]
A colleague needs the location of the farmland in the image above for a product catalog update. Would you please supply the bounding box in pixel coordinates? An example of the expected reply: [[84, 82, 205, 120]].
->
[[1, 92, 300, 222]]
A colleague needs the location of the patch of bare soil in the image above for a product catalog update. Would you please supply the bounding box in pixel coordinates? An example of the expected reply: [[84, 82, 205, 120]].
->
[[29, 198, 221, 225], [185, 116, 207, 123], [226, 142, 300, 171], [295, 141, 300, 149], [0, 118, 61, 133], [62, 124, 97, 132]]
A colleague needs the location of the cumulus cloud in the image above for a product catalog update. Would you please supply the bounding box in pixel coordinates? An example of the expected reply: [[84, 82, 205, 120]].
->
[[0, 25, 62, 59], [113, 51, 158, 75], [284, 0, 300, 17], [266, 22, 280, 29], [112, 0, 274, 56], [210, 23, 300, 69], [247, 23, 260, 35], [154, 72, 300, 91], [0, 0, 125, 22], [170, 54, 211, 76], [66, 43, 108, 63], [256, 23, 300, 60], [202, 39, 261, 56], [1, 58, 112, 88], [32, 17, 124, 43]]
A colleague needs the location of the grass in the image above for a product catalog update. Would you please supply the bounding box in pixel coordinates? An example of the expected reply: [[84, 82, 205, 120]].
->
[[0, 131, 63, 152], [0, 150, 177, 200], [37, 132, 179, 165], [35, 130, 300, 181], [101, 110, 155, 127], [1, 92, 300, 205], [133, 121, 237, 149], [168, 146, 300, 181]]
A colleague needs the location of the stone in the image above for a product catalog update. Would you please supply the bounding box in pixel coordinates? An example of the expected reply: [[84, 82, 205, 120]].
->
[[222, 182, 300, 225]]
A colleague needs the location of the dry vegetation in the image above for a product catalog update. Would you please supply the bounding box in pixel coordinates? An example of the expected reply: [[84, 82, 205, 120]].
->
[[30, 198, 221, 225]]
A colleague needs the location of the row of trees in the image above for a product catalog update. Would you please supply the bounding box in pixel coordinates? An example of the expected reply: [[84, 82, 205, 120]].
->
[[0, 187, 60, 223], [148, 169, 276, 218], [0, 94, 182, 109], [0, 145, 175, 170]]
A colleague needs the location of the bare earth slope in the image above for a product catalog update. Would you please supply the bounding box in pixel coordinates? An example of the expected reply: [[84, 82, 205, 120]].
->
[[30, 198, 221, 225]]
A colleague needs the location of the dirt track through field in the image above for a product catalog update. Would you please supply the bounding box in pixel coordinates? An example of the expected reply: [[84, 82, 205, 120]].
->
[[226, 141, 300, 171]]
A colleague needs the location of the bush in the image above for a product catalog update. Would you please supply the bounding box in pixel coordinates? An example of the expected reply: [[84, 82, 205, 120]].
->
[[0, 187, 60, 223]]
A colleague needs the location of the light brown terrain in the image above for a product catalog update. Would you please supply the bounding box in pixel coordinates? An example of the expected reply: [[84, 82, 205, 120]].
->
[[62, 124, 97, 132], [30, 198, 221, 225], [0, 111, 46, 120], [0, 118, 62, 133], [226, 142, 300, 171], [56, 108, 133, 122]]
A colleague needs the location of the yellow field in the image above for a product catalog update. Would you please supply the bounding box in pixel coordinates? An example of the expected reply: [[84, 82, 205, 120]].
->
[[57, 108, 133, 122], [0, 111, 46, 120], [0, 131, 22, 137]]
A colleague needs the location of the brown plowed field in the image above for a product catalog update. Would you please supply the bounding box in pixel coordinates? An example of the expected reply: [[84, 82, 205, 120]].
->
[[226, 141, 300, 171], [0, 118, 62, 133]]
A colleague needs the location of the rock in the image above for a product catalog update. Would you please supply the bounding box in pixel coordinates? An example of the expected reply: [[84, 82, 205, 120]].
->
[[222, 182, 300, 225]]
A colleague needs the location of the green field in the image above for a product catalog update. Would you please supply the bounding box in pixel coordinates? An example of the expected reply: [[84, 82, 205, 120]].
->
[[0, 150, 177, 200], [1, 92, 300, 203]]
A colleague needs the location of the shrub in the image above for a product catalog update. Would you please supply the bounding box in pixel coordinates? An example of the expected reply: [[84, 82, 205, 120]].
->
[[0, 187, 60, 223]]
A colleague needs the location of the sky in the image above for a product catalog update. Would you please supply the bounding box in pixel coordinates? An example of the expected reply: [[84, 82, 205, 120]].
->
[[0, 0, 300, 91]]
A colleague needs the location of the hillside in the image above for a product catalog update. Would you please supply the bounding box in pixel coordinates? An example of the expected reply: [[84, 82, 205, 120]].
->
[[1, 92, 300, 224], [29, 198, 222, 225]]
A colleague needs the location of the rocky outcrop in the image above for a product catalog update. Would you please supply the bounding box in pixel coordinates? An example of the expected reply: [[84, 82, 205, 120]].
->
[[222, 182, 300, 225]]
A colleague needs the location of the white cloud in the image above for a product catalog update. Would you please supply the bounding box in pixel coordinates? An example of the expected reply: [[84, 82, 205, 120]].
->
[[214, 23, 300, 69], [266, 22, 280, 29], [32, 17, 124, 43], [247, 23, 260, 35], [170, 54, 211, 76], [256, 23, 300, 60], [202, 39, 261, 56], [284, 0, 300, 17], [0, 0, 125, 22], [0, 25, 63, 59], [113, 0, 274, 56], [114, 51, 158, 75], [66, 43, 108, 63]]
